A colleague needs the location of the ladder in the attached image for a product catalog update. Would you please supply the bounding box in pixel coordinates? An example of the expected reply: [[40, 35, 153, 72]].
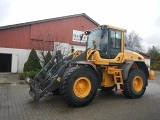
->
[[107, 67, 123, 92], [113, 69, 123, 92], [113, 69, 123, 84]]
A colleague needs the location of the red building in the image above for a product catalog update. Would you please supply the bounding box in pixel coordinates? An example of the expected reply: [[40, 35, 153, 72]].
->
[[0, 13, 99, 73]]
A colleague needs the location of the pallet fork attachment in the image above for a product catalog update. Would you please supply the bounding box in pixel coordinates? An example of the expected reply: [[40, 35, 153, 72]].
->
[[26, 50, 68, 101], [26, 50, 86, 101]]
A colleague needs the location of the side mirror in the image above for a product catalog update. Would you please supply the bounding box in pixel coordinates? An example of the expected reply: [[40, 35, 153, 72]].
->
[[84, 30, 91, 35]]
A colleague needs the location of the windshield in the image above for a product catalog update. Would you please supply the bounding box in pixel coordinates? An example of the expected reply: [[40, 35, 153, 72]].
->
[[87, 28, 108, 50], [87, 28, 101, 49]]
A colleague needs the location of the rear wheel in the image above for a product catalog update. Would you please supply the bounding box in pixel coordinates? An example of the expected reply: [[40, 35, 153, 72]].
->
[[60, 66, 98, 107], [122, 69, 147, 98]]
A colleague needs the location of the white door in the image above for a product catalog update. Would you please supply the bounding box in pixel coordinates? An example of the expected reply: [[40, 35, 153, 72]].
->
[[11, 54, 18, 73]]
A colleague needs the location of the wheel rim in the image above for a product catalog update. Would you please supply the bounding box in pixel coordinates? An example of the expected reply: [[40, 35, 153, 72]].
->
[[73, 77, 91, 98], [133, 76, 143, 92]]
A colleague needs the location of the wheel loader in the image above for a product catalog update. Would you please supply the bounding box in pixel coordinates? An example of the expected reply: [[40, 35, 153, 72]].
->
[[26, 25, 155, 107]]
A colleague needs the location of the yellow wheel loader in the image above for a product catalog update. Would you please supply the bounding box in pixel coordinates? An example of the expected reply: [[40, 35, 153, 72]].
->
[[26, 25, 155, 107]]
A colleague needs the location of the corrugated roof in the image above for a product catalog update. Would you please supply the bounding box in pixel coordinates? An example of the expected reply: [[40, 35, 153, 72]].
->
[[0, 13, 99, 30]]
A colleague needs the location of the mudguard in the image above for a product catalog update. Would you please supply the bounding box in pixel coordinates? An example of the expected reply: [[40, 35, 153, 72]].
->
[[121, 59, 149, 80], [71, 61, 101, 88]]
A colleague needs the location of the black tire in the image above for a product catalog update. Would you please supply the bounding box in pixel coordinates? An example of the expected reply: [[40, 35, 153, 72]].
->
[[60, 66, 98, 107], [52, 68, 70, 96], [122, 69, 147, 98], [52, 89, 60, 95]]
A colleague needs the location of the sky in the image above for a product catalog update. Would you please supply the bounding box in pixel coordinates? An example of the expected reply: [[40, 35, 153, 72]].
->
[[0, 0, 160, 51]]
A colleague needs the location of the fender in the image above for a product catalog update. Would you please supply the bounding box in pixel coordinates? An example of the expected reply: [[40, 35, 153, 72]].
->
[[121, 59, 149, 81], [71, 61, 101, 88]]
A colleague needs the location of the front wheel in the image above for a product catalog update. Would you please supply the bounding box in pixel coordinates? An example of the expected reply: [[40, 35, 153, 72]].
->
[[122, 69, 147, 98], [60, 66, 98, 107]]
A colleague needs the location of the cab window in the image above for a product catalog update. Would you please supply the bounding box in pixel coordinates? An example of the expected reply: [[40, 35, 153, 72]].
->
[[111, 30, 121, 48], [110, 30, 121, 58]]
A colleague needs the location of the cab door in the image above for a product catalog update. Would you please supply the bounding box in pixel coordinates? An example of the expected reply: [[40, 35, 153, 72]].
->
[[108, 29, 124, 63]]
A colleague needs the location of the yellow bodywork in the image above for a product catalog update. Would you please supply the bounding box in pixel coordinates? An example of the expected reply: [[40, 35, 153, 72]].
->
[[101, 66, 123, 87], [86, 49, 145, 65], [85, 49, 155, 87], [148, 70, 155, 80]]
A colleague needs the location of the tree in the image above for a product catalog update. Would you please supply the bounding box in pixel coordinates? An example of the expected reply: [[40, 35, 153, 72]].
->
[[31, 30, 71, 67], [53, 42, 71, 57], [44, 51, 52, 66], [125, 31, 144, 52], [23, 48, 42, 72], [147, 46, 160, 69]]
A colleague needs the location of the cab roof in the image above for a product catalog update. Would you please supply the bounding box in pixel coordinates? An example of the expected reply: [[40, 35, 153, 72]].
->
[[99, 25, 127, 32]]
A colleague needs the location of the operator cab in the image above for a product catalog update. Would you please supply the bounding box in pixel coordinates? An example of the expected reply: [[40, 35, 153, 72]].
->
[[84, 25, 126, 59]]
